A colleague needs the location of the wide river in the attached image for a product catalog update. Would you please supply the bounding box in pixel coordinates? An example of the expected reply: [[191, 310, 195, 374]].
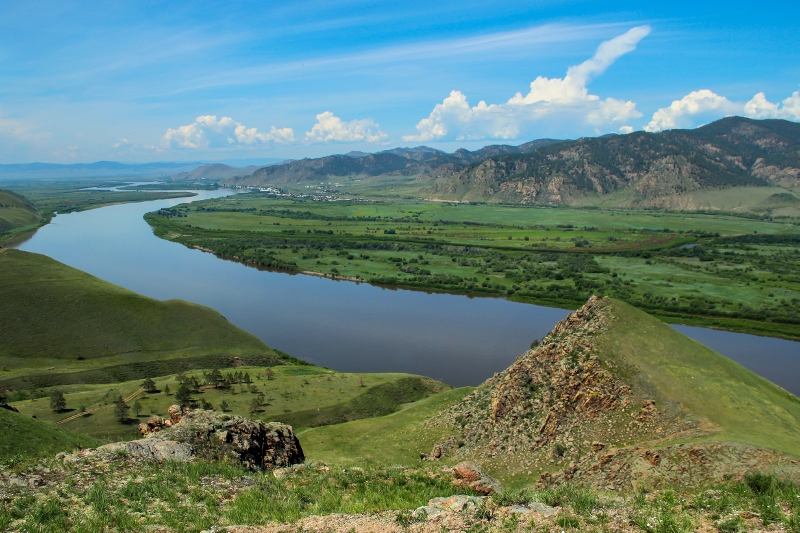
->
[[13, 189, 800, 394]]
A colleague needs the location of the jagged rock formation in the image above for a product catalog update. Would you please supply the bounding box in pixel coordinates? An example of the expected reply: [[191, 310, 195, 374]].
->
[[144, 408, 305, 470], [426, 296, 800, 490]]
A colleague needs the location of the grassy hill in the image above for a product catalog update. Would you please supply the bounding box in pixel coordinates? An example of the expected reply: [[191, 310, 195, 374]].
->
[[0, 189, 41, 243], [0, 407, 97, 462], [599, 298, 800, 456], [293, 296, 800, 491], [0, 249, 294, 391]]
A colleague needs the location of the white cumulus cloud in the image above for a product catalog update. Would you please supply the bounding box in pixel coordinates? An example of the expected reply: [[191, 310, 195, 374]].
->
[[404, 25, 650, 142], [161, 115, 295, 149], [304, 111, 388, 143], [645, 90, 800, 132], [744, 91, 800, 120]]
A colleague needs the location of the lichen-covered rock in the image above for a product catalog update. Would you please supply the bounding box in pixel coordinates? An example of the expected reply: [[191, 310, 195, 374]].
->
[[149, 409, 304, 470], [65, 438, 193, 464]]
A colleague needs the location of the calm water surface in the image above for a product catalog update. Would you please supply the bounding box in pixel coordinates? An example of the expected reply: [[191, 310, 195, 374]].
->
[[13, 189, 800, 393]]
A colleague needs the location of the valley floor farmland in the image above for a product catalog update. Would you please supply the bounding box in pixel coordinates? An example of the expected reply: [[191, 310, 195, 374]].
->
[[146, 194, 800, 339]]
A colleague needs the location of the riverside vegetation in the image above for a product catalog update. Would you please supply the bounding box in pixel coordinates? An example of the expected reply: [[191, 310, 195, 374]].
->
[[146, 194, 800, 339]]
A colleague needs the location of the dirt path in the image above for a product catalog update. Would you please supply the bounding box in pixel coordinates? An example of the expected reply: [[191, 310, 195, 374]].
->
[[56, 387, 144, 425]]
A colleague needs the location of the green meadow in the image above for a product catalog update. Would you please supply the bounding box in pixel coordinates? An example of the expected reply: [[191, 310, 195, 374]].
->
[[11, 365, 448, 441], [146, 193, 800, 339]]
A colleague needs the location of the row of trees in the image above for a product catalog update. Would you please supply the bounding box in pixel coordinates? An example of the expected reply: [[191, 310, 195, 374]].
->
[[45, 367, 280, 422]]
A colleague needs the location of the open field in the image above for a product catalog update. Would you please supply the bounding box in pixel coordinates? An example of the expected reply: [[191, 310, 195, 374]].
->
[[0, 249, 295, 394], [146, 193, 800, 339]]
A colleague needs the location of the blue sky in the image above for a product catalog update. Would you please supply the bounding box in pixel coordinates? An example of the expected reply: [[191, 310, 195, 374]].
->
[[1, 1, 798, 163]]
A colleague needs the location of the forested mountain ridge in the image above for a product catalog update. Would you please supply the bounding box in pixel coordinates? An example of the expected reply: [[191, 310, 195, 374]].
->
[[221, 140, 564, 186], [222, 117, 800, 208], [428, 117, 800, 204]]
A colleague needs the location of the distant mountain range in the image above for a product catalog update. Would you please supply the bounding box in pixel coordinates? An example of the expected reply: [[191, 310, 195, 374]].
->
[[222, 117, 800, 206], [430, 117, 800, 204], [0, 158, 285, 180], [0, 161, 201, 179], [4, 118, 799, 207], [223, 139, 563, 186]]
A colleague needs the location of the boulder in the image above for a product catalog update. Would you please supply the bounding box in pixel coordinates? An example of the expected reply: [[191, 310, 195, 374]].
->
[[428, 495, 485, 512], [150, 409, 304, 470], [76, 438, 193, 463], [451, 462, 503, 495]]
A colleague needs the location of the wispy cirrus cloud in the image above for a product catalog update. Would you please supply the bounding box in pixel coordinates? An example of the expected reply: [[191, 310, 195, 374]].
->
[[160, 22, 636, 97], [403, 26, 650, 142]]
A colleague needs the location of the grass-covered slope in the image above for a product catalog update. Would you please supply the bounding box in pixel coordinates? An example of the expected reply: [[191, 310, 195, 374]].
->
[[275, 376, 450, 428], [0, 189, 41, 242], [0, 249, 290, 389], [601, 298, 800, 456], [300, 387, 473, 466], [0, 407, 97, 461]]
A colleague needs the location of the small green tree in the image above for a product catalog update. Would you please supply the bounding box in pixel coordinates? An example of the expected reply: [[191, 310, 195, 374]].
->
[[114, 400, 129, 423], [265, 368, 275, 380], [249, 398, 261, 414], [132, 399, 142, 417], [141, 377, 157, 393], [243, 372, 252, 384], [50, 390, 66, 412], [174, 383, 192, 406], [220, 400, 230, 412], [200, 399, 213, 410], [164, 384, 171, 395]]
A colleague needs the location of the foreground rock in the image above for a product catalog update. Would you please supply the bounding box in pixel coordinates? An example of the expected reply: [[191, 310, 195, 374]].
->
[[446, 462, 502, 495], [144, 407, 304, 469]]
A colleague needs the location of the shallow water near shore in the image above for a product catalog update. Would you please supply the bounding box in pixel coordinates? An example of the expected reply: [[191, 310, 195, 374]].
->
[[13, 188, 800, 393]]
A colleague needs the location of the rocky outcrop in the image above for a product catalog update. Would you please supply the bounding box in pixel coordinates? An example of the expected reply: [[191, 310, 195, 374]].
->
[[447, 462, 503, 495], [146, 408, 304, 470], [426, 296, 701, 484], [63, 438, 193, 465]]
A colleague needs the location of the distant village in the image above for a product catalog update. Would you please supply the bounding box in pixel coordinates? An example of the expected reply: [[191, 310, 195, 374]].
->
[[229, 183, 370, 203]]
